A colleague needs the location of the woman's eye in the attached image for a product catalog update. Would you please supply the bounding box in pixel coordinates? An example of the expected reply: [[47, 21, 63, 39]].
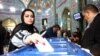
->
[[30, 15, 33, 18], [25, 15, 29, 17], [25, 15, 33, 18]]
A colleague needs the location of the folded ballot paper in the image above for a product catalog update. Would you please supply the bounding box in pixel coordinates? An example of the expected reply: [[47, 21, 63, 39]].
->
[[35, 38, 54, 52]]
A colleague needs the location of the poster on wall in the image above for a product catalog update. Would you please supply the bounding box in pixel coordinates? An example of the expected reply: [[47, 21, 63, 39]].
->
[[73, 13, 81, 20]]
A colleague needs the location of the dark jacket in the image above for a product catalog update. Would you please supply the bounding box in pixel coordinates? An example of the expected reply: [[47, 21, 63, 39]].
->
[[43, 27, 57, 38], [0, 25, 6, 45], [81, 14, 100, 56], [0, 23, 6, 55]]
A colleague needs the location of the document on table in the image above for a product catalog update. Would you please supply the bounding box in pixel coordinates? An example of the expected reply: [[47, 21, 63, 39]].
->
[[35, 38, 54, 52]]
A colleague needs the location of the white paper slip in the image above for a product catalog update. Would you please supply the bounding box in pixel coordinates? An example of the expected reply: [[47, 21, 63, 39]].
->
[[35, 38, 54, 52]]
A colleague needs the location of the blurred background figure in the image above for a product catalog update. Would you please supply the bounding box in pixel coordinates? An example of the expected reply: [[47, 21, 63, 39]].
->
[[76, 28, 82, 38], [62, 29, 71, 38], [43, 24, 60, 38], [70, 32, 79, 43], [40, 25, 46, 34], [57, 29, 62, 37], [0, 20, 4, 55], [76, 28, 82, 44], [0, 20, 10, 55]]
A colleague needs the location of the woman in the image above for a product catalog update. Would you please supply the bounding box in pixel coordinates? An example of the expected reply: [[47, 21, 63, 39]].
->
[[9, 9, 44, 52]]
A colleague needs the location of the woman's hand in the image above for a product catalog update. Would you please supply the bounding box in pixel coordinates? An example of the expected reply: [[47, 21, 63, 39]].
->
[[24, 33, 45, 45]]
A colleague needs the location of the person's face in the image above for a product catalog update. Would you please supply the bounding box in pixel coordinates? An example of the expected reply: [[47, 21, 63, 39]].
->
[[82, 10, 92, 21], [24, 11, 34, 25], [53, 27, 60, 33], [82, 11, 89, 21]]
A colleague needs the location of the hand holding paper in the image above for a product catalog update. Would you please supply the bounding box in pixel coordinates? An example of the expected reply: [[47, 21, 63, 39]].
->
[[35, 38, 54, 52]]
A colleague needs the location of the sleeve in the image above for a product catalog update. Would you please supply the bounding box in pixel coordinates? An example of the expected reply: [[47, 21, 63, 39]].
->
[[43, 28, 53, 38], [43, 29, 50, 38], [11, 30, 31, 47]]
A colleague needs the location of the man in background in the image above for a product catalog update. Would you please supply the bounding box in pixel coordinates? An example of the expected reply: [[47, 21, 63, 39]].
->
[[81, 4, 100, 56], [43, 24, 60, 38]]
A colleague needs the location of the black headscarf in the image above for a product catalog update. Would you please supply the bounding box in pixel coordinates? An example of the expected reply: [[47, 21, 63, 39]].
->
[[11, 9, 38, 38]]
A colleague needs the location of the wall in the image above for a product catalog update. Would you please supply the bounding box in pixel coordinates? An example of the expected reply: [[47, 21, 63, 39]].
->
[[0, 14, 21, 24], [56, 0, 80, 32]]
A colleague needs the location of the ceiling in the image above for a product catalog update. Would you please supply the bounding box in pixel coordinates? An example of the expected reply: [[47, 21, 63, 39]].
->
[[28, 0, 54, 17], [0, 0, 54, 18], [0, 0, 24, 15], [0, 0, 67, 18]]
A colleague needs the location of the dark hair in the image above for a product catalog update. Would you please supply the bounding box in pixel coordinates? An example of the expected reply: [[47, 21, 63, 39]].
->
[[83, 4, 99, 13], [52, 24, 60, 30], [21, 9, 35, 24]]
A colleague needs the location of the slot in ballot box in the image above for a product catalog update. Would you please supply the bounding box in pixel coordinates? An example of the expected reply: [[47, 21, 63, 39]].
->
[[2, 37, 92, 56], [47, 37, 68, 44]]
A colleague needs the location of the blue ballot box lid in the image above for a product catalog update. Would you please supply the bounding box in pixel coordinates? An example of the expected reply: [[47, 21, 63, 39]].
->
[[4, 37, 92, 56], [7, 45, 91, 56]]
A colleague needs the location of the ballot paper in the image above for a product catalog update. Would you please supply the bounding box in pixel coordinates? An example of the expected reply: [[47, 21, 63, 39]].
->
[[35, 38, 54, 52]]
